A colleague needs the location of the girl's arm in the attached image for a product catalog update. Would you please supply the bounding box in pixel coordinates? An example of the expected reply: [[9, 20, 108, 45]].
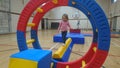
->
[[68, 22, 72, 29]]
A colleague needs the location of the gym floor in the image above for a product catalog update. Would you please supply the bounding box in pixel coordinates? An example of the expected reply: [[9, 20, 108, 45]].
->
[[0, 30, 120, 68]]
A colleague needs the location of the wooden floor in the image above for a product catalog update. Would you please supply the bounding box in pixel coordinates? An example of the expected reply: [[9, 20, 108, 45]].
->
[[0, 30, 120, 68]]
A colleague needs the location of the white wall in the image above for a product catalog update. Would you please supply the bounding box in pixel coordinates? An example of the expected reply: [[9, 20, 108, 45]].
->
[[11, 0, 24, 13], [43, 0, 110, 30], [116, 17, 120, 30], [110, 0, 120, 31], [11, 0, 26, 32], [110, 0, 120, 17], [44, 6, 91, 29], [10, 0, 111, 32]]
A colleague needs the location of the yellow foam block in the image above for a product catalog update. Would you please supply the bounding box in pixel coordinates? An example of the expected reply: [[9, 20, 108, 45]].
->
[[53, 46, 66, 58], [66, 65, 69, 68], [72, 1, 76, 5], [9, 58, 37, 68], [36, 8, 43, 13], [26, 39, 35, 44], [82, 60, 86, 68], [52, 0, 58, 4], [65, 38, 72, 48], [27, 23, 35, 27], [53, 38, 72, 59], [93, 47, 97, 52], [96, 29, 98, 32]]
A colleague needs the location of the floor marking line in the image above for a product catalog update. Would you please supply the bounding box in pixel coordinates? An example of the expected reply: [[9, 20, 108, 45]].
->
[[49, 43, 59, 50]]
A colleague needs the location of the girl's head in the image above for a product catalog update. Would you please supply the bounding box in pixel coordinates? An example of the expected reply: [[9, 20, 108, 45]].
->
[[62, 14, 69, 22]]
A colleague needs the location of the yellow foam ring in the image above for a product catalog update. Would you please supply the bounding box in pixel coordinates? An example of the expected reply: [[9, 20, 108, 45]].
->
[[93, 47, 97, 52], [72, 1, 76, 5], [36, 8, 43, 13], [27, 23, 35, 27], [66, 65, 69, 68], [9, 58, 37, 68], [26, 39, 35, 44], [82, 60, 86, 68], [53, 38, 72, 59], [52, 0, 58, 4]]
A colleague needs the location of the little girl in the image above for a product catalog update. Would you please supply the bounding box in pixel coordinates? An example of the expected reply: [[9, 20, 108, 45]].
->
[[58, 14, 71, 43]]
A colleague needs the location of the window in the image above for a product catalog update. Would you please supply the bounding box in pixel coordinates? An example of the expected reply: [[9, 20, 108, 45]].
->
[[111, 0, 117, 3]]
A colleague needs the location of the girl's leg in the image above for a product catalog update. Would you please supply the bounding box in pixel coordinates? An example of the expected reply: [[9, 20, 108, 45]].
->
[[64, 31, 67, 43], [62, 31, 67, 43], [61, 31, 64, 43]]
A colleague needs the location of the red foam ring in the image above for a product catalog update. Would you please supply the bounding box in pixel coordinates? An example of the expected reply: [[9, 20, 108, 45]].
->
[[57, 60, 82, 68], [17, 2, 35, 32], [85, 50, 108, 68], [17, 0, 48, 32], [56, 42, 97, 68], [32, 1, 56, 30], [32, 0, 68, 30], [82, 42, 97, 63], [56, 62, 81, 68], [17, 10, 30, 32], [32, 13, 43, 30], [58, 0, 68, 6]]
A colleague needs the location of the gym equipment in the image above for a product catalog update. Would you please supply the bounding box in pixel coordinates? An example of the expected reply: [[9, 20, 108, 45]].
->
[[9, 0, 110, 68], [53, 33, 84, 44]]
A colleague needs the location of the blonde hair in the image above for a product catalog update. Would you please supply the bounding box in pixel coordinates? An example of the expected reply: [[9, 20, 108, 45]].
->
[[62, 14, 69, 20]]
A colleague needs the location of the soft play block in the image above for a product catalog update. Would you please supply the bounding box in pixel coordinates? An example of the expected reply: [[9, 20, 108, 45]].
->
[[70, 29, 81, 33], [9, 49, 52, 68], [58, 42, 74, 62], [53, 33, 84, 44], [53, 38, 74, 62], [9, 58, 37, 68], [53, 38, 72, 59]]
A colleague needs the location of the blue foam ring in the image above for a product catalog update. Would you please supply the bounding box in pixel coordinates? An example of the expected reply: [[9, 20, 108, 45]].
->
[[17, 30, 28, 51], [31, 30, 41, 49], [68, 0, 110, 51], [68, 0, 98, 43]]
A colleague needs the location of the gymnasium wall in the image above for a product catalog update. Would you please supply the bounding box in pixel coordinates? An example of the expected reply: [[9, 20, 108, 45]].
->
[[0, 0, 11, 34], [44, 0, 110, 30], [96, 0, 110, 18], [44, 7, 91, 29], [0, 0, 111, 33], [110, 0, 120, 31], [10, 0, 33, 32]]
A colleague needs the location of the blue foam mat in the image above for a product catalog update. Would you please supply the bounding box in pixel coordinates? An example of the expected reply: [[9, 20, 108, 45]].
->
[[53, 33, 85, 44]]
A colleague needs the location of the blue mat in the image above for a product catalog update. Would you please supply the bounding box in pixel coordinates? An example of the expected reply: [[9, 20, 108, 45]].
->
[[53, 33, 85, 44], [82, 34, 93, 37], [111, 32, 120, 34]]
